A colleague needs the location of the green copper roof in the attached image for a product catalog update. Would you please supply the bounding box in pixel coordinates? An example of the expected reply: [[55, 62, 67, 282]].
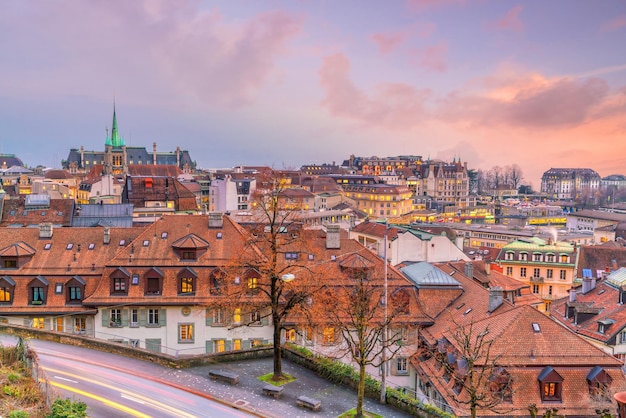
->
[[105, 104, 125, 147], [502, 236, 575, 253]]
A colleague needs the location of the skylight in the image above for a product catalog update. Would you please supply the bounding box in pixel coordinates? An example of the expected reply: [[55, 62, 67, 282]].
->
[[88, 243, 95, 250], [463, 308, 472, 315], [44, 243, 51, 250], [161, 232, 168, 239], [119, 240, 125, 246], [143, 240, 150, 247], [66, 243, 73, 250], [532, 323, 541, 333]]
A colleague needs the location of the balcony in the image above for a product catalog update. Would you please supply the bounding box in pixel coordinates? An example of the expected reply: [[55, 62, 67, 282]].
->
[[530, 276, 544, 284]]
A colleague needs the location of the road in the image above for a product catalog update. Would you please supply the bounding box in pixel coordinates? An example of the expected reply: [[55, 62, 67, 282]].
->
[[18, 338, 255, 418]]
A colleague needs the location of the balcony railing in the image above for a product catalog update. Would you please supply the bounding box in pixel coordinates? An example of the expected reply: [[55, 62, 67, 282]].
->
[[530, 276, 544, 283]]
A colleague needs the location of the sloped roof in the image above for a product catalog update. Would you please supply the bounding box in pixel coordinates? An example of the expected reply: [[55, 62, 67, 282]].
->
[[0, 241, 36, 257], [171, 233, 210, 249], [401, 262, 461, 287]]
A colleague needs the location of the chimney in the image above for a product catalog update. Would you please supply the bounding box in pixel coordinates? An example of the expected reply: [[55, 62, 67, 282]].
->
[[485, 261, 491, 276], [464, 262, 474, 279], [488, 286, 503, 312], [208, 212, 224, 229], [153, 142, 157, 165], [582, 277, 593, 294], [326, 224, 341, 249], [39, 223, 53, 238], [176, 146, 180, 168], [569, 288, 577, 302], [103, 227, 111, 245]]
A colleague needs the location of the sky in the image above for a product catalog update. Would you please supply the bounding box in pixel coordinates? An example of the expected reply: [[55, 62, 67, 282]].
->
[[1, 0, 625, 188]]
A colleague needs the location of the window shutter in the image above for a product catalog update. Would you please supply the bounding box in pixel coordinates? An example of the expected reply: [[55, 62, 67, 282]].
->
[[101, 309, 110, 327], [243, 339, 252, 350], [139, 309, 147, 326], [121, 309, 129, 327], [261, 313, 269, 326], [225, 340, 232, 352], [159, 309, 167, 326], [44, 318, 51, 329], [206, 309, 213, 326], [206, 340, 214, 354]]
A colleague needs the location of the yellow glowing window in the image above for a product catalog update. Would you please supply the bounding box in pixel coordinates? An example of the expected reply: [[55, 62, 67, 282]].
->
[[233, 308, 241, 324], [33, 317, 45, 329], [181, 277, 193, 293], [248, 277, 258, 289], [323, 327, 335, 344], [287, 329, 296, 342], [0, 287, 10, 302], [233, 339, 241, 350], [215, 339, 225, 353], [179, 324, 193, 341]]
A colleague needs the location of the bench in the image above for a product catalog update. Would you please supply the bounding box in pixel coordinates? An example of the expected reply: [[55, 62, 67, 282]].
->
[[262, 384, 284, 398], [296, 395, 321, 411], [208, 369, 239, 385]]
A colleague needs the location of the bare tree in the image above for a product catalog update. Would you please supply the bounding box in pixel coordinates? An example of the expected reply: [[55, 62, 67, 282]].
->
[[222, 169, 326, 381], [426, 315, 513, 418], [505, 164, 524, 190], [318, 255, 413, 417]]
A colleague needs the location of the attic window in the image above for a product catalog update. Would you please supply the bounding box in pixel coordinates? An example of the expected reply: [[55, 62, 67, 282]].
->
[[44, 243, 51, 250], [308, 254, 314, 261], [161, 232, 168, 239], [41, 211, 46, 216], [532, 323, 541, 333], [66, 243, 73, 250], [597, 289, 606, 295], [456, 302, 465, 310], [55, 283, 63, 294], [463, 308, 472, 315], [119, 240, 125, 246], [58, 211, 63, 216], [88, 243, 95, 250], [449, 271, 455, 276], [143, 240, 150, 247], [331, 255, 337, 261], [216, 232, 222, 239]]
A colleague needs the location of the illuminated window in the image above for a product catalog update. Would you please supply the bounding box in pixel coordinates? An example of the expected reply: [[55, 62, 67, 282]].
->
[[286, 329, 296, 343], [0, 286, 11, 302], [248, 277, 258, 290], [323, 327, 335, 344], [179, 324, 194, 343], [74, 317, 86, 333], [214, 339, 225, 353], [180, 277, 194, 294], [32, 317, 45, 329], [233, 308, 241, 324], [233, 339, 242, 350]]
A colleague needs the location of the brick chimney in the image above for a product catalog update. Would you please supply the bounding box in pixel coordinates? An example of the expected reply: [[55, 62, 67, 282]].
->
[[488, 286, 503, 312], [326, 224, 341, 249], [39, 223, 53, 238], [485, 261, 491, 276], [613, 259, 619, 271], [208, 212, 224, 229]]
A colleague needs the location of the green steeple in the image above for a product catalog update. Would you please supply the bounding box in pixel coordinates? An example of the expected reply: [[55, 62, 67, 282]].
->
[[106, 103, 125, 147]]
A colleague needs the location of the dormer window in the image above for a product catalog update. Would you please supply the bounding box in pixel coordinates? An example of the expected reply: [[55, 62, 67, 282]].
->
[[29, 276, 49, 305], [66, 276, 86, 304], [519, 252, 528, 261], [66, 243, 73, 250], [587, 366, 612, 400], [0, 276, 15, 304], [538, 366, 563, 402], [172, 234, 209, 262], [110, 267, 131, 295], [597, 319, 615, 334], [178, 267, 197, 295], [505, 252, 514, 261], [144, 267, 164, 296]]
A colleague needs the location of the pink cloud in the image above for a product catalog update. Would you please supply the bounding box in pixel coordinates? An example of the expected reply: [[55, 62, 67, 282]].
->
[[486, 5, 523, 32], [601, 15, 626, 32], [370, 30, 410, 54], [409, 41, 448, 72], [318, 53, 431, 129]]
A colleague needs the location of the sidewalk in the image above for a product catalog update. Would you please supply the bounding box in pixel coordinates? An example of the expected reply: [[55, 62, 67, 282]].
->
[[158, 357, 415, 418]]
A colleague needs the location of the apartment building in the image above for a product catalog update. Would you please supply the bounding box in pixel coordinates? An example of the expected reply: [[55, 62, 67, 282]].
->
[[541, 168, 601, 200], [495, 237, 578, 312]]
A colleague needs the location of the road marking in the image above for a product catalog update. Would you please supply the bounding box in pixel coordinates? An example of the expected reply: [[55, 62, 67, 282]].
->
[[121, 394, 146, 404], [54, 376, 79, 384], [49, 381, 151, 418]]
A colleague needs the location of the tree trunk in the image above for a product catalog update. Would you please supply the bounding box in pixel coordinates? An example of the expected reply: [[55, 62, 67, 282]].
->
[[272, 314, 282, 380], [356, 362, 366, 418]]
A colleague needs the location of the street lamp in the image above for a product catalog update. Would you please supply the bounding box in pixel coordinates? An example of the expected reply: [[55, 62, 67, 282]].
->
[[281, 273, 295, 282]]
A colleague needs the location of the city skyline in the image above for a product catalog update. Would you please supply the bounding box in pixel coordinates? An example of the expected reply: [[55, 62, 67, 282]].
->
[[1, 0, 625, 187]]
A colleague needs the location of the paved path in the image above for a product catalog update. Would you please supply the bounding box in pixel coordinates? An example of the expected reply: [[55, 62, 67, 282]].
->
[[156, 357, 415, 418]]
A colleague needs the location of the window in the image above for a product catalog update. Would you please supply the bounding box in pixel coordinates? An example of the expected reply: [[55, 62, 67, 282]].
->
[[4, 259, 17, 268], [32, 317, 45, 329], [520, 252, 528, 261], [560, 270, 566, 280], [548, 285, 553, 295], [285, 252, 298, 260], [113, 277, 127, 293], [533, 268, 540, 278], [233, 339, 242, 350], [146, 277, 160, 295], [286, 329, 296, 343], [148, 309, 159, 325], [323, 327, 335, 344], [182, 251, 196, 260], [533, 285, 539, 294], [44, 243, 52, 250], [110, 309, 122, 326], [533, 253, 542, 262], [178, 324, 194, 343], [397, 357, 408, 374], [88, 243, 95, 250], [620, 331, 626, 344], [73, 317, 85, 333], [69, 286, 82, 301], [305, 327, 313, 345], [130, 309, 138, 327], [214, 339, 225, 353], [547, 269, 553, 279], [538, 366, 563, 402], [180, 277, 194, 294], [233, 308, 241, 324], [0, 286, 11, 302], [31, 287, 45, 305], [546, 254, 555, 262], [55, 283, 63, 294], [560, 254, 568, 263], [251, 311, 261, 324], [506, 267, 513, 276], [143, 240, 149, 247], [520, 267, 527, 278], [248, 276, 258, 290], [132, 274, 139, 285]]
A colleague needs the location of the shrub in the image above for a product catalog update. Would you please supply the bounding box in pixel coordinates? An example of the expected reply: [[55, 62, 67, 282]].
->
[[47, 398, 88, 418]]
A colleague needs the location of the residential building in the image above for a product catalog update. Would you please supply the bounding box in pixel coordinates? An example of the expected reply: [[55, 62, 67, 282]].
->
[[541, 168, 601, 201], [122, 176, 198, 222], [208, 173, 256, 213], [0, 195, 74, 227], [494, 237, 578, 312], [566, 209, 626, 240]]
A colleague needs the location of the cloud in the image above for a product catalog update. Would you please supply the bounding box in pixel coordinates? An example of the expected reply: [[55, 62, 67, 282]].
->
[[600, 15, 626, 32], [318, 53, 432, 129], [486, 5, 524, 33], [0, 1, 303, 108], [406, 0, 466, 13], [370, 30, 411, 54], [441, 74, 615, 128], [409, 41, 448, 72]]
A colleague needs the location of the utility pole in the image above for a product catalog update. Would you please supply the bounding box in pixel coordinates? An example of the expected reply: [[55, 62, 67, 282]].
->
[[380, 221, 388, 404]]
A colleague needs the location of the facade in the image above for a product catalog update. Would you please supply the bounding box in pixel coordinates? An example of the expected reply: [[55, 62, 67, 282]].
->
[[208, 173, 256, 213], [495, 237, 578, 312], [541, 168, 601, 200], [566, 209, 626, 235]]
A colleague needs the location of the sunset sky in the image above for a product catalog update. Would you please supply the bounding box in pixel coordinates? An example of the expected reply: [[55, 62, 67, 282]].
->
[[1, 0, 625, 188]]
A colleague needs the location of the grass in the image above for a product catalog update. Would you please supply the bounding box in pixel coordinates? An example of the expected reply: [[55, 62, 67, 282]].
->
[[337, 408, 383, 418], [257, 372, 296, 386]]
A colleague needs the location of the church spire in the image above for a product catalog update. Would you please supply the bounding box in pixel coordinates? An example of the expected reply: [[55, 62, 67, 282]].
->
[[106, 102, 125, 148]]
